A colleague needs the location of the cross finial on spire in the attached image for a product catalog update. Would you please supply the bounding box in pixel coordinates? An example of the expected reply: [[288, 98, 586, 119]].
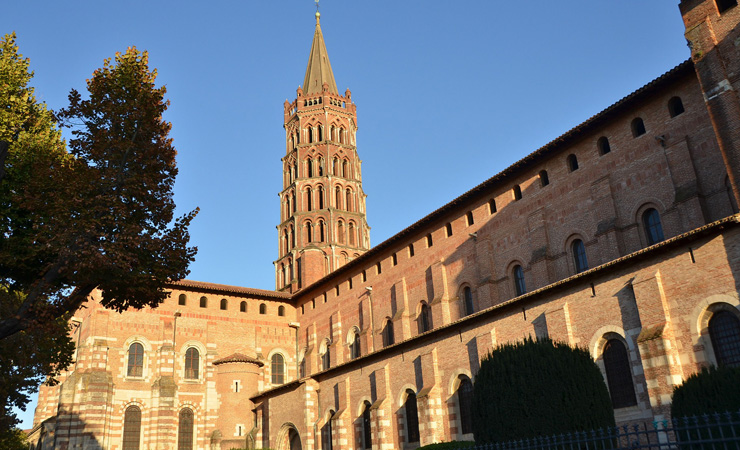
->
[[315, 0, 320, 23], [315, 0, 319, 12]]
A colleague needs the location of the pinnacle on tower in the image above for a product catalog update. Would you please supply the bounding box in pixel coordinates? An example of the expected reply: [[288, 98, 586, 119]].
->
[[302, 11, 338, 95]]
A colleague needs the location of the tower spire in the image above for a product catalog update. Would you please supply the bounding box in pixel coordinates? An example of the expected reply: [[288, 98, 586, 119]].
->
[[302, 4, 338, 95]]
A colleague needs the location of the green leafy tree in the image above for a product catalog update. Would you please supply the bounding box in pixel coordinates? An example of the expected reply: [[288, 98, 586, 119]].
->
[[472, 337, 615, 444], [0, 33, 197, 431]]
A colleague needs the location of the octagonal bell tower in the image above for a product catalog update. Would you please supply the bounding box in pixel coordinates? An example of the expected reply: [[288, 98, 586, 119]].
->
[[276, 11, 370, 292]]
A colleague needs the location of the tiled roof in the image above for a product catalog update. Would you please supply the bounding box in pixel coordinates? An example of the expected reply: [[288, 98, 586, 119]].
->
[[213, 353, 264, 367], [169, 279, 290, 300]]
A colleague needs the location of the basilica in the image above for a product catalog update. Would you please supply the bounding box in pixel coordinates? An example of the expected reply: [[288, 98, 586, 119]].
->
[[29, 0, 740, 449]]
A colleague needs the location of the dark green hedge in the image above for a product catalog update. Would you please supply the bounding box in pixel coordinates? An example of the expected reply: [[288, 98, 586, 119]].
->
[[471, 337, 614, 444], [417, 441, 475, 450], [672, 365, 740, 418]]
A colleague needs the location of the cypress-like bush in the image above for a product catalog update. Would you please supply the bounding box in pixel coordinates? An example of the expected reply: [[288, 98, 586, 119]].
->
[[672, 365, 740, 418], [471, 337, 614, 444]]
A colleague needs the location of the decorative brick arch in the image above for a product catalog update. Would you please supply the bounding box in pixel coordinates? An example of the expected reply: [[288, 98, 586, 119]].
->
[[276, 422, 302, 450], [690, 293, 740, 367]]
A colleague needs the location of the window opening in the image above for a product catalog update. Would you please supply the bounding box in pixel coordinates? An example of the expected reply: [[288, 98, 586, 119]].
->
[[466, 211, 474, 226], [362, 401, 372, 449], [668, 96, 685, 117], [178, 408, 194, 450], [200, 296, 207, 308], [463, 286, 474, 316], [122, 406, 142, 450], [127, 343, 144, 377], [567, 154, 579, 172], [178, 294, 186, 306], [278, 305, 285, 316], [409, 244, 415, 257], [426, 234, 433, 248], [259, 303, 267, 314], [404, 391, 420, 443], [642, 208, 665, 245], [572, 239, 589, 273], [603, 339, 637, 408], [185, 348, 199, 379], [513, 265, 526, 296], [419, 303, 431, 333], [716, 0, 737, 14], [709, 310, 740, 367], [240, 301, 247, 313], [489, 198, 497, 213], [383, 319, 394, 347], [458, 378, 474, 434], [392, 253, 398, 266], [539, 170, 549, 187], [631, 117, 646, 137], [351, 332, 361, 359], [220, 298, 228, 310], [271, 353, 285, 384], [376, 262, 382, 275], [597, 136, 611, 155], [513, 185, 522, 201]]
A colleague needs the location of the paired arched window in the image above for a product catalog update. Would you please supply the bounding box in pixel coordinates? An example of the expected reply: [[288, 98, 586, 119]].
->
[[240, 301, 247, 313], [642, 208, 665, 245], [382, 319, 395, 347], [419, 302, 431, 333], [278, 305, 285, 316], [220, 298, 228, 310], [603, 339, 637, 409], [708, 310, 740, 367], [668, 96, 684, 117], [185, 348, 199, 379], [463, 286, 474, 316], [350, 331, 361, 359], [404, 391, 420, 443], [513, 265, 526, 296], [572, 239, 589, 273], [271, 353, 285, 384], [567, 154, 579, 172], [457, 377, 474, 435], [122, 405, 142, 450], [597, 136, 611, 155], [178, 408, 194, 450], [127, 343, 144, 377], [631, 117, 646, 137], [259, 303, 267, 314], [539, 170, 549, 187], [362, 401, 372, 449], [178, 294, 186, 306], [199, 296, 207, 308]]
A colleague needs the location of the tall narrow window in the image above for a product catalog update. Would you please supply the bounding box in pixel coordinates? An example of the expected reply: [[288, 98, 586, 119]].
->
[[539, 170, 549, 187], [458, 377, 474, 434], [489, 198, 497, 213], [306, 187, 313, 211], [318, 156, 324, 176], [362, 401, 372, 449], [322, 411, 334, 450], [567, 154, 579, 172], [466, 211, 474, 226], [716, 0, 737, 14], [642, 208, 664, 245], [376, 262, 382, 275], [335, 187, 342, 209], [307, 158, 314, 177], [259, 303, 267, 314], [351, 331, 361, 359], [404, 391, 420, 443], [445, 222, 453, 237], [631, 117, 646, 137], [708, 310, 740, 367], [513, 265, 526, 296], [178, 294, 186, 306], [392, 253, 398, 266], [419, 302, 431, 333], [597, 136, 611, 155], [240, 301, 247, 313], [668, 96, 685, 117], [308, 127, 314, 143], [127, 343, 144, 377], [426, 233, 433, 248], [321, 344, 330, 370], [572, 239, 589, 273], [513, 185, 522, 201], [319, 220, 326, 241], [122, 406, 142, 450], [178, 408, 194, 450], [271, 353, 285, 384], [318, 185, 325, 209], [333, 158, 339, 176], [349, 223, 356, 246], [185, 348, 199, 379], [337, 221, 345, 245], [306, 221, 313, 243], [343, 160, 349, 179], [362, 270, 367, 282], [463, 286, 474, 316], [199, 296, 207, 308], [278, 305, 286, 316], [318, 125, 323, 142], [408, 243, 415, 257], [346, 189, 352, 211], [603, 339, 637, 408], [220, 298, 228, 310], [383, 319, 394, 347]]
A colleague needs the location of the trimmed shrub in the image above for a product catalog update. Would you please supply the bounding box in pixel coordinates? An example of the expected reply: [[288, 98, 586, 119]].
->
[[672, 365, 740, 418], [417, 441, 475, 450], [472, 337, 614, 444]]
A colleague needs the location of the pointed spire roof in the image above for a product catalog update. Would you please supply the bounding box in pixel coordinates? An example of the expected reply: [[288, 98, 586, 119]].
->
[[302, 11, 338, 95]]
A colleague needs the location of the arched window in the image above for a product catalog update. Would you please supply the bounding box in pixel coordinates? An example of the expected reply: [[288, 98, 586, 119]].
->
[[603, 339, 637, 408], [642, 208, 664, 245], [318, 185, 325, 209], [339, 128, 345, 144], [362, 401, 372, 449], [382, 319, 394, 347], [318, 157, 324, 176], [597, 136, 611, 155], [290, 224, 295, 248], [419, 302, 431, 333], [278, 305, 286, 317], [335, 186, 342, 209], [185, 348, 199, 379], [463, 286, 474, 316], [319, 220, 326, 242], [343, 160, 349, 179], [466, 211, 474, 226], [307, 158, 314, 177], [259, 303, 267, 315], [349, 222, 356, 246], [127, 343, 144, 377], [572, 239, 589, 273], [567, 154, 579, 172], [333, 158, 339, 175], [539, 170, 549, 187], [708, 310, 740, 367], [668, 96, 685, 117], [220, 298, 228, 310], [350, 331, 361, 359], [199, 296, 207, 308], [280, 263, 286, 288], [122, 405, 142, 450], [306, 221, 313, 243], [489, 198, 497, 213], [178, 294, 186, 306], [321, 342, 330, 370], [337, 221, 345, 245], [404, 391, 420, 443], [299, 355, 306, 378], [513, 185, 522, 200], [291, 191, 296, 212], [631, 117, 646, 137], [346, 189, 353, 211], [178, 408, 194, 450], [240, 301, 247, 313], [321, 411, 334, 450], [308, 126, 314, 143], [271, 353, 285, 384], [306, 187, 313, 211], [457, 377, 474, 434], [318, 125, 323, 142], [513, 265, 526, 296]]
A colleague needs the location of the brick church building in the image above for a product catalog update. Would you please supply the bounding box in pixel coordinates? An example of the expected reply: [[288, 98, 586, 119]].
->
[[29, 0, 740, 449]]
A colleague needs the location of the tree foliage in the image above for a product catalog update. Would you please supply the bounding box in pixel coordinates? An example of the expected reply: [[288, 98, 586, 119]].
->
[[0, 33, 197, 431], [672, 365, 740, 418], [472, 337, 615, 444]]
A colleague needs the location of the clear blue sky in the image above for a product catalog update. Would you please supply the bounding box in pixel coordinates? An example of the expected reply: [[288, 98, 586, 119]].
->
[[3, 1, 689, 429]]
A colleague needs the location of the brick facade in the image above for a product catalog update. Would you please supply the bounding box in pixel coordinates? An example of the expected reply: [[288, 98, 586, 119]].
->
[[29, 2, 740, 449]]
